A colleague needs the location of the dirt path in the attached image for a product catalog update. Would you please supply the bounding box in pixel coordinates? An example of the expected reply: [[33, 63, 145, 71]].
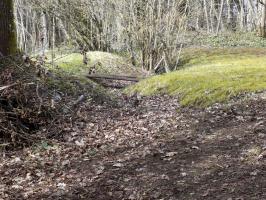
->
[[0, 93, 265, 200]]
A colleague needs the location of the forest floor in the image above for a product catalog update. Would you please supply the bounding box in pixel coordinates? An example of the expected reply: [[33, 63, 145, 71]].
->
[[1, 48, 266, 200], [0, 89, 266, 200]]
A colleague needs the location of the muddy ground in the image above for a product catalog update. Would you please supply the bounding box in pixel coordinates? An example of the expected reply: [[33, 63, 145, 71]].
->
[[0, 92, 265, 200]]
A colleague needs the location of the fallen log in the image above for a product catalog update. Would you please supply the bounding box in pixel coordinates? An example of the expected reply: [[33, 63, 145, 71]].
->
[[86, 74, 142, 82]]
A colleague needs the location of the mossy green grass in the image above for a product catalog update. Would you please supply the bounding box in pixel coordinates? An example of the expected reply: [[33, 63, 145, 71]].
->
[[127, 48, 266, 107], [48, 51, 140, 76]]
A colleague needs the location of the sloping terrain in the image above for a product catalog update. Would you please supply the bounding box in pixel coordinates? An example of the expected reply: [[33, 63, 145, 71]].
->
[[1, 49, 266, 200], [0, 91, 265, 199], [52, 51, 141, 76], [128, 48, 266, 107]]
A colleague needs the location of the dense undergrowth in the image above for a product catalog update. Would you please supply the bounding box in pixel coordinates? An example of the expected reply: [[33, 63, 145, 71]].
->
[[186, 32, 266, 48], [127, 48, 266, 107]]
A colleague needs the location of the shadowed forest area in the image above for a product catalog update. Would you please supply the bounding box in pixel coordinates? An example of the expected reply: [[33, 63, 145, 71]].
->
[[0, 0, 266, 199]]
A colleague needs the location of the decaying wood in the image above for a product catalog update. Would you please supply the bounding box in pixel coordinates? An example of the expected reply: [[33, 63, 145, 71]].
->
[[86, 74, 142, 82], [0, 82, 34, 92], [0, 83, 17, 91]]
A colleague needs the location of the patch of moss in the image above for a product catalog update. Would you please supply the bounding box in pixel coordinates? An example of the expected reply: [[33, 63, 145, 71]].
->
[[49, 51, 141, 76], [127, 48, 266, 107], [51, 53, 88, 75]]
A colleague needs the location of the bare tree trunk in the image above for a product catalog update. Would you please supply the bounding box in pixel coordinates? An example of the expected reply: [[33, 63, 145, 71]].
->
[[258, 0, 266, 37], [0, 0, 17, 56], [216, 0, 225, 35], [40, 11, 48, 56], [203, 0, 210, 32], [51, 14, 56, 66], [226, 0, 232, 30], [239, 0, 245, 30], [210, 0, 215, 32], [246, 0, 256, 31]]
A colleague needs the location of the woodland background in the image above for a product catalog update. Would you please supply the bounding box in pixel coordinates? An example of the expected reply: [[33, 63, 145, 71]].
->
[[0, 1, 266, 199], [13, 0, 266, 71]]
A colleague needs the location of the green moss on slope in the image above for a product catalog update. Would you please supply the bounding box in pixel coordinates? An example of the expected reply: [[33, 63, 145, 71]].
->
[[127, 48, 266, 107]]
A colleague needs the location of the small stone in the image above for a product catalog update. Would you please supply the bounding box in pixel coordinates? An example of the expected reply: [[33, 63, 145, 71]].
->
[[191, 146, 200, 150], [57, 183, 66, 190], [166, 152, 178, 157], [113, 163, 123, 168], [181, 172, 187, 177], [250, 170, 259, 176]]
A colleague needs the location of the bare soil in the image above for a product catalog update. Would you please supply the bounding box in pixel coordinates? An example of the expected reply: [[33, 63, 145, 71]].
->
[[0, 92, 265, 200]]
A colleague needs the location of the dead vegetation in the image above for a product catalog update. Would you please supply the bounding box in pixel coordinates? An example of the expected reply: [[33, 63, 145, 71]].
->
[[0, 51, 265, 200], [0, 57, 47, 147], [0, 55, 114, 149], [0, 89, 265, 199]]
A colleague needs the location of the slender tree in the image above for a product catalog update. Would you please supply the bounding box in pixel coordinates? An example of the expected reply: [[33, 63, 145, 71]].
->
[[259, 0, 266, 37], [0, 0, 17, 56]]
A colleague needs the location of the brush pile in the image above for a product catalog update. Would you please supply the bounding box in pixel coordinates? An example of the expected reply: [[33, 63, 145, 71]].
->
[[0, 56, 52, 147], [0, 55, 86, 148], [0, 51, 122, 149]]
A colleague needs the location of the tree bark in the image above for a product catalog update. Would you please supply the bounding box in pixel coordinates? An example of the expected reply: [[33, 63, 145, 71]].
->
[[203, 0, 210, 32], [40, 11, 48, 56], [216, 0, 225, 35], [259, 0, 266, 37], [0, 0, 17, 56]]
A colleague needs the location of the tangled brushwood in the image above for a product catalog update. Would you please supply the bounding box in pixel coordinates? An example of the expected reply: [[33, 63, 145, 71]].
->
[[0, 57, 51, 147], [0, 55, 89, 148]]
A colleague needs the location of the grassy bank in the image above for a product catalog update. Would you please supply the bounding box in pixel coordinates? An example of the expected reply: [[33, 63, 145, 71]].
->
[[48, 51, 140, 76], [127, 48, 266, 107]]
